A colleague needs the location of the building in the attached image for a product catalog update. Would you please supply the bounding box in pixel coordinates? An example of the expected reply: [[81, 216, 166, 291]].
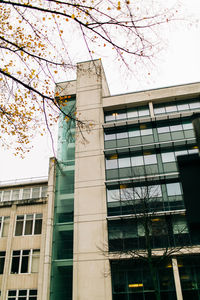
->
[[51, 60, 200, 300], [0, 159, 55, 300], [1, 60, 200, 300]]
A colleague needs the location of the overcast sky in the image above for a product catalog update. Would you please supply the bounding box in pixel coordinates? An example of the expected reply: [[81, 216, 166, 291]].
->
[[0, 0, 200, 182]]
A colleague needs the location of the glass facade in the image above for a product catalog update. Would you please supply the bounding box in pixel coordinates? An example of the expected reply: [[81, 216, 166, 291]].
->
[[50, 96, 76, 300], [104, 97, 200, 300]]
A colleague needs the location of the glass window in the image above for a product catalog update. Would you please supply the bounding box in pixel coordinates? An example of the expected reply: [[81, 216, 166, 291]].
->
[[118, 157, 131, 168], [104, 132, 115, 141], [127, 109, 138, 119], [106, 156, 118, 169], [8, 289, 37, 300], [12, 189, 20, 201], [120, 187, 133, 201], [154, 106, 165, 114], [41, 186, 47, 198], [105, 113, 115, 122], [3, 190, 11, 201], [138, 107, 149, 117], [177, 103, 189, 111], [116, 131, 128, 139], [183, 122, 193, 130], [22, 188, 31, 200], [2, 217, 9, 237], [166, 182, 182, 196], [149, 185, 162, 198], [172, 216, 188, 234], [175, 150, 187, 157], [165, 104, 177, 113], [189, 101, 200, 109], [170, 124, 182, 132], [15, 214, 42, 236], [131, 156, 144, 166], [0, 251, 6, 274], [128, 128, 140, 137], [11, 249, 39, 274], [161, 152, 175, 163], [157, 126, 170, 133], [140, 128, 153, 136], [116, 111, 126, 120], [144, 154, 157, 165], [107, 189, 120, 202], [32, 187, 40, 199]]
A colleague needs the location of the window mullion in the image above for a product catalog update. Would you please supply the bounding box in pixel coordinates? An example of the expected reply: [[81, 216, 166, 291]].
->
[[19, 250, 22, 274]]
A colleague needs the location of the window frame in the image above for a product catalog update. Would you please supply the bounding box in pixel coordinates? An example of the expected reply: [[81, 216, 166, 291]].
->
[[14, 213, 43, 237], [10, 249, 40, 274]]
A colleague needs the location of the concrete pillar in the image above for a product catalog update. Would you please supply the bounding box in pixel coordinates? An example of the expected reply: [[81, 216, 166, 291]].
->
[[172, 258, 183, 300]]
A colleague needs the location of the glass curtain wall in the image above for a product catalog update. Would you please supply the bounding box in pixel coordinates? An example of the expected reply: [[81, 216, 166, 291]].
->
[[50, 96, 76, 300]]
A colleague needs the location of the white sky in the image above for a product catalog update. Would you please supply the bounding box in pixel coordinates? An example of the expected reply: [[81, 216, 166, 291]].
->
[[0, 0, 200, 182]]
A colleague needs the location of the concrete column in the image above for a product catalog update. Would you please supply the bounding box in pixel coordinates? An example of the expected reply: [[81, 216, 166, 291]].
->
[[40, 158, 56, 300], [73, 60, 112, 300], [172, 258, 183, 300]]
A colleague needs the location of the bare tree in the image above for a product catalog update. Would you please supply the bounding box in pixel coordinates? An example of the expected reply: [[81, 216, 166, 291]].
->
[[0, 0, 181, 154], [107, 172, 190, 300]]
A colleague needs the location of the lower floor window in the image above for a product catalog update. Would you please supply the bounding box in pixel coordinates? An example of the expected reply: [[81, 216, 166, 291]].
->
[[7, 289, 37, 300]]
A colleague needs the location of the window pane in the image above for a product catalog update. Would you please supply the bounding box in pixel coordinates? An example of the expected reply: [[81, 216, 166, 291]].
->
[[173, 216, 188, 234], [140, 128, 153, 136], [165, 105, 177, 113], [144, 154, 157, 165], [138, 107, 149, 116], [104, 132, 115, 141], [170, 124, 182, 132], [189, 101, 200, 109], [105, 113, 115, 122], [107, 189, 120, 202], [149, 185, 162, 198], [2, 217, 9, 237], [41, 186, 47, 198], [118, 157, 131, 168], [3, 190, 11, 201], [183, 122, 193, 130], [21, 250, 30, 273], [31, 250, 40, 273], [106, 157, 118, 169], [34, 219, 42, 235], [0, 251, 5, 274], [131, 156, 143, 166], [161, 152, 175, 163], [11, 255, 20, 274], [166, 183, 182, 196], [32, 187, 40, 199], [15, 218, 24, 236], [128, 128, 140, 137], [22, 188, 31, 200], [154, 106, 165, 114], [12, 189, 20, 201], [127, 109, 138, 119], [175, 150, 187, 157], [25, 220, 33, 235], [177, 103, 189, 111], [157, 126, 170, 133], [116, 131, 128, 139]]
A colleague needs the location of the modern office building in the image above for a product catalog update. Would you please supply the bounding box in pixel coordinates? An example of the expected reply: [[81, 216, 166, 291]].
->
[[1, 60, 200, 300], [51, 60, 200, 300]]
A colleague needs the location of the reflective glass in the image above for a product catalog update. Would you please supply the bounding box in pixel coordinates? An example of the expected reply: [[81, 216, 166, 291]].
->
[[140, 128, 153, 136], [118, 157, 131, 168], [144, 154, 157, 165], [161, 152, 175, 163], [128, 128, 140, 137], [177, 103, 189, 111], [107, 189, 120, 202], [157, 126, 170, 133], [189, 101, 200, 109], [166, 183, 182, 196], [138, 108, 149, 116], [127, 109, 138, 119], [106, 158, 118, 169], [165, 105, 177, 113], [116, 131, 128, 139], [154, 107, 165, 114], [170, 124, 182, 132], [131, 156, 144, 166]]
